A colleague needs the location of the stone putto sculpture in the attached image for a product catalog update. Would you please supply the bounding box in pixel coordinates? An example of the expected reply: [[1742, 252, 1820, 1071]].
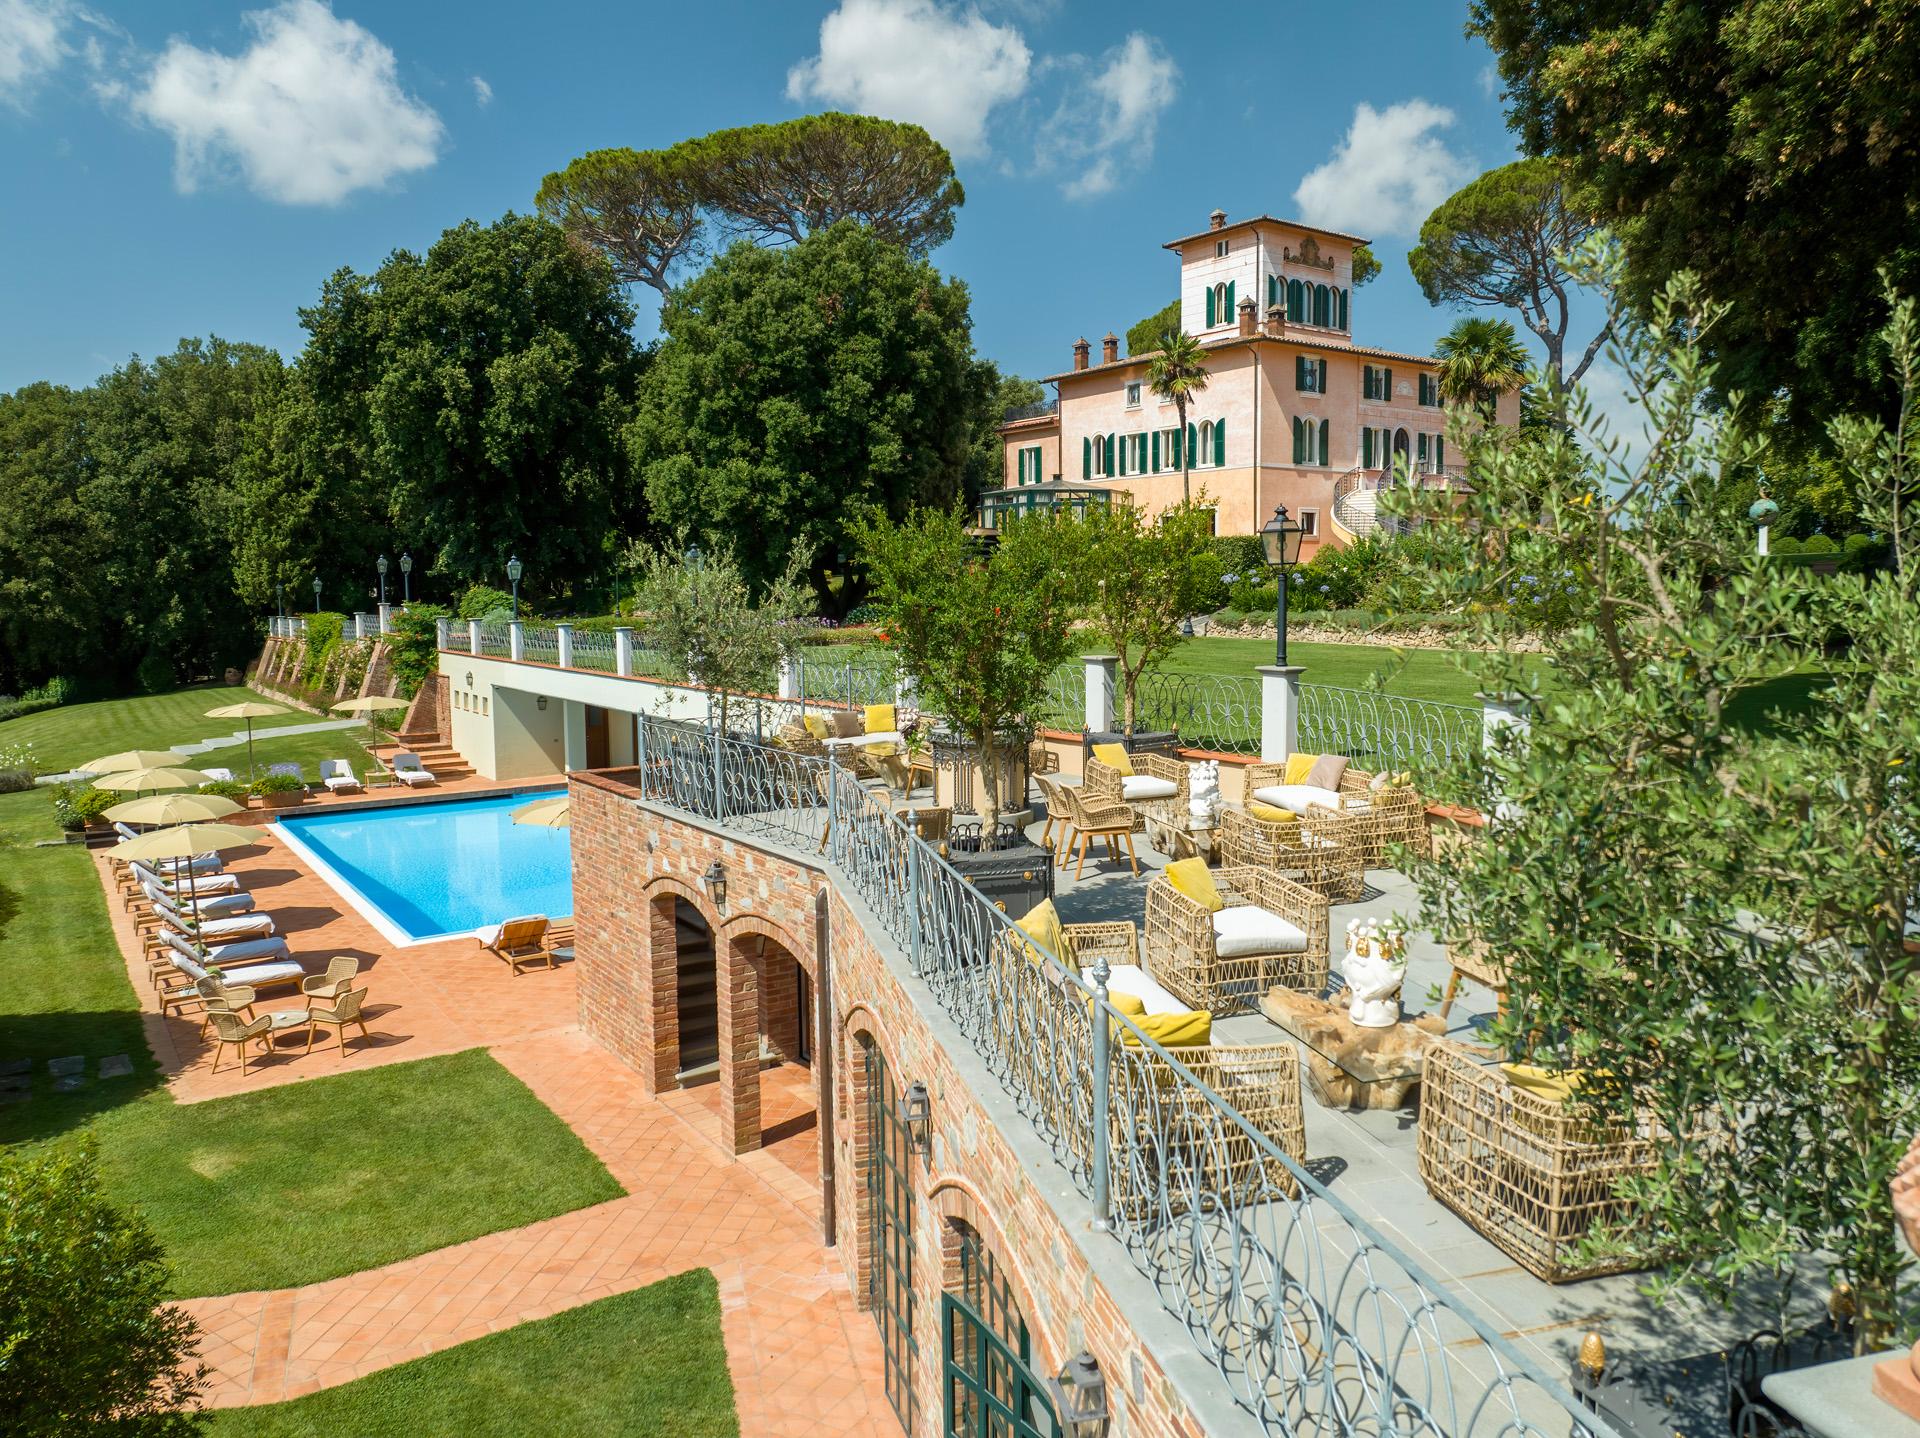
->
[[1344, 917, 1408, 1028]]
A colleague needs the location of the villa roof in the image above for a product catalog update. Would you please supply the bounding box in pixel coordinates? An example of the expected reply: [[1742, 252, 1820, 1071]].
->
[[1162, 214, 1371, 251], [1027, 333, 1438, 388]]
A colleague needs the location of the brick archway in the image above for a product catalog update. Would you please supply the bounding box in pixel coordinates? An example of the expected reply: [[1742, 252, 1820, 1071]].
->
[[717, 923, 817, 1157], [929, 1179, 1060, 1378]]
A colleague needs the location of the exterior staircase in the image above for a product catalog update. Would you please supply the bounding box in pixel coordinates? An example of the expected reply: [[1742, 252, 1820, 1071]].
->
[[383, 737, 476, 783]]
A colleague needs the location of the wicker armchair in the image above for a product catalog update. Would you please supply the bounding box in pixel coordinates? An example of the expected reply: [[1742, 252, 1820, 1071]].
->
[[207, 1008, 275, 1075], [1217, 806, 1364, 902], [1243, 760, 1425, 866], [1056, 783, 1141, 879], [1438, 934, 1507, 1019], [1085, 751, 1189, 809], [1416, 1044, 1659, 1283], [773, 722, 827, 759], [1144, 866, 1329, 1015]]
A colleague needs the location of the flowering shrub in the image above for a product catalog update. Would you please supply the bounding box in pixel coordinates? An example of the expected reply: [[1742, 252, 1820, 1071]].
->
[[0, 740, 36, 793]]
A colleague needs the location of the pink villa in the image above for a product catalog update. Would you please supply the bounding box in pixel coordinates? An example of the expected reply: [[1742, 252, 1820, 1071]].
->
[[989, 207, 1519, 554]]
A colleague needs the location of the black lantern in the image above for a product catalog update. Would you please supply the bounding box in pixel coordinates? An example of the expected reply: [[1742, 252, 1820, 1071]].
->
[[700, 860, 727, 911], [899, 1080, 932, 1154], [376, 553, 389, 604], [505, 554, 523, 619], [399, 551, 413, 603], [685, 543, 704, 572], [1046, 1352, 1111, 1438], [312, 576, 322, 610], [1260, 505, 1308, 666], [274, 582, 284, 620]]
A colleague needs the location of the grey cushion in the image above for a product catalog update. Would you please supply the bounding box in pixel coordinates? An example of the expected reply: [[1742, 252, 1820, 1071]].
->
[[1303, 754, 1349, 792]]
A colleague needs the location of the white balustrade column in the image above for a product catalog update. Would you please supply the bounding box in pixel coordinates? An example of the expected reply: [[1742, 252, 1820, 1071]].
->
[[1082, 653, 1118, 734], [555, 623, 574, 669], [435, 617, 451, 649], [377, 603, 393, 634], [612, 626, 634, 677], [1480, 692, 1532, 822], [895, 668, 917, 713], [508, 620, 525, 662], [777, 652, 801, 701], [353, 612, 369, 640], [1258, 664, 1303, 762], [468, 619, 483, 654]]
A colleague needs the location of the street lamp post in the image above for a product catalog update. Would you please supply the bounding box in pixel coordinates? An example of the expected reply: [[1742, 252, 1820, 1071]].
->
[[274, 583, 284, 621], [506, 554, 523, 619], [399, 551, 412, 603], [1260, 504, 1308, 666], [376, 553, 389, 605], [312, 576, 322, 612]]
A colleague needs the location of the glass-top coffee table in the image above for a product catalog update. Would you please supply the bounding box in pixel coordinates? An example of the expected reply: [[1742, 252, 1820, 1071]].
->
[[1259, 986, 1501, 1110], [1136, 799, 1218, 862]]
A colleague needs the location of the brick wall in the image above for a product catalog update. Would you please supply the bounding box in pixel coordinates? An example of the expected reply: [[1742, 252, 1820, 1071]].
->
[[567, 770, 1215, 1438]]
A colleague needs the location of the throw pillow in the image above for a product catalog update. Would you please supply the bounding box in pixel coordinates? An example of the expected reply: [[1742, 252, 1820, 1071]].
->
[[803, 714, 830, 740], [864, 703, 896, 735], [1164, 857, 1223, 912], [1247, 801, 1299, 825], [1283, 752, 1318, 785], [1126, 1009, 1212, 1047], [1304, 754, 1349, 791], [1014, 899, 1069, 970], [1500, 1062, 1585, 1104], [1090, 742, 1133, 776], [829, 709, 864, 738]]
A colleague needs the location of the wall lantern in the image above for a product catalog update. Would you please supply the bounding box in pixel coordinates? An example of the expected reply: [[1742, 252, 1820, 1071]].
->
[[1047, 1352, 1112, 1438], [899, 1080, 933, 1154], [465, 672, 474, 688], [700, 860, 727, 911], [537, 695, 548, 711]]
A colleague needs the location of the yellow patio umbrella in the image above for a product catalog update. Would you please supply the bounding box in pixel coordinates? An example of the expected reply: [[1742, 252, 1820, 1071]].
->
[[510, 794, 571, 828], [108, 821, 266, 939], [331, 695, 410, 752], [204, 700, 288, 779], [90, 765, 211, 795], [79, 749, 188, 774], [103, 792, 243, 827]]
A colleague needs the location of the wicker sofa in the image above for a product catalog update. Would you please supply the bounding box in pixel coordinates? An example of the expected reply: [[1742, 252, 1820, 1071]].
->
[[1216, 805, 1365, 901], [1243, 759, 1425, 866], [1143, 865, 1330, 1015], [1005, 913, 1307, 1207], [1416, 1044, 1659, 1283]]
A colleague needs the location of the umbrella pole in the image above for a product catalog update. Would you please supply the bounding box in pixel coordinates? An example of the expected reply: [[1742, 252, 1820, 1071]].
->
[[246, 718, 256, 782]]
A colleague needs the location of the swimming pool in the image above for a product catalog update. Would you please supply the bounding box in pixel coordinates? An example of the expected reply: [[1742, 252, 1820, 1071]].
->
[[273, 790, 573, 946]]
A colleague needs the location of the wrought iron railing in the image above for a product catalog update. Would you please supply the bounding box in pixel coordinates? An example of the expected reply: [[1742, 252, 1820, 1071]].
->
[[569, 629, 618, 672], [1299, 683, 1480, 782], [798, 654, 899, 711], [622, 714, 1617, 1438], [1003, 398, 1058, 423], [1134, 671, 1261, 754], [474, 622, 511, 657]]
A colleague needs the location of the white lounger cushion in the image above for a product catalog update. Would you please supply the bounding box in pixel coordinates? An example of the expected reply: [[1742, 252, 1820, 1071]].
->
[[162, 931, 291, 967], [1211, 905, 1311, 959], [163, 910, 274, 941], [1249, 783, 1344, 816], [134, 862, 240, 896], [822, 731, 904, 749], [1100, 964, 1190, 1017], [145, 882, 254, 918], [1119, 775, 1179, 801], [167, 949, 303, 989], [321, 760, 361, 790]]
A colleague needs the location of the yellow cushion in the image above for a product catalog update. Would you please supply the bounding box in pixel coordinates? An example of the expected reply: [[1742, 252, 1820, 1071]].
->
[[1090, 742, 1133, 776], [864, 703, 896, 735], [1014, 900, 1069, 970], [1125, 1009, 1212, 1047], [1089, 989, 1147, 1019], [1247, 801, 1299, 825], [803, 714, 830, 740], [1163, 858, 1223, 912], [1501, 1062, 1585, 1103], [1283, 753, 1318, 785]]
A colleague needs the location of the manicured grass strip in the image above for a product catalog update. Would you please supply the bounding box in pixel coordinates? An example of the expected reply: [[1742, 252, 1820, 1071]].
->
[[206, 1271, 739, 1438], [95, 1048, 625, 1298]]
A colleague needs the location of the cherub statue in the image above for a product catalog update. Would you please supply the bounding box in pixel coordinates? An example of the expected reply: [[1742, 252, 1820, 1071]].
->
[[1188, 760, 1221, 822], [1344, 917, 1407, 1028]]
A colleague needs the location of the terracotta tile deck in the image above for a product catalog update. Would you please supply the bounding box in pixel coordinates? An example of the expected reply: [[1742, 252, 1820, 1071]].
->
[[96, 788, 898, 1434]]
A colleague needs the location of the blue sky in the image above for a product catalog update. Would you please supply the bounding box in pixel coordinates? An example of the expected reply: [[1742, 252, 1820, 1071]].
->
[[0, 0, 1555, 397]]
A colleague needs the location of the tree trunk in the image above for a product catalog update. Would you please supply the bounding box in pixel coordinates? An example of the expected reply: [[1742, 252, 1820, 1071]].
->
[[975, 732, 1000, 843]]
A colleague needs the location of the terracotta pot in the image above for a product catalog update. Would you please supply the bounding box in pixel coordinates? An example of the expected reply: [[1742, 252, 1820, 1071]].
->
[[252, 789, 306, 810]]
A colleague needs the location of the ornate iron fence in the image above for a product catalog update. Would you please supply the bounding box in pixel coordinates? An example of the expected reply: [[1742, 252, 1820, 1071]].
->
[[569, 629, 618, 672], [1298, 683, 1481, 781], [619, 714, 1617, 1438], [474, 622, 511, 657], [1135, 672, 1261, 754], [799, 655, 899, 711], [1034, 663, 1082, 730]]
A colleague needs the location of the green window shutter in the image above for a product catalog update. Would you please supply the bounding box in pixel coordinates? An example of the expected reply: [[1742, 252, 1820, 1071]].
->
[[1187, 423, 1197, 465], [1083, 436, 1091, 478], [1171, 427, 1182, 469], [1214, 417, 1226, 467], [1437, 436, 1445, 468], [1115, 436, 1126, 476], [1319, 359, 1328, 392], [1104, 434, 1115, 476], [1362, 429, 1373, 467], [1338, 289, 1348, 330], [1384, 367, 1393, 400], [1291, 417, 1301, 464], [1152, 430, 1160, 471], [1226, 279, 1235, 315], [1318, 418, 1329, 466], [1205, 287, 1215, 327], [1267, 274, 1277, 309], [1418, 432, 1429, 466], [1295, 355, 1306, 390]]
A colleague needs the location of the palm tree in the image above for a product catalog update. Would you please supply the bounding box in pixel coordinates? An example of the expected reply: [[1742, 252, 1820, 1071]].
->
[[1147, 329, 1210, 506], [1434, 317, 1529, 417]]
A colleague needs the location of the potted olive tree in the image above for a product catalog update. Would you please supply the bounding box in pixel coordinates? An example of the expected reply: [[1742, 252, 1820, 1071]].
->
[[1077, 499, 1220, 759], [853, 506, 1084, 901]]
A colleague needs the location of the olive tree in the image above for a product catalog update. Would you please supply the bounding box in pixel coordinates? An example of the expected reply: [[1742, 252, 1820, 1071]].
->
[[1077, 501, 1219, 735]]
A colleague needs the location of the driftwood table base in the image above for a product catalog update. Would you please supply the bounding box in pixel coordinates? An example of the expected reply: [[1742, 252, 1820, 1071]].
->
[[1259, 987, 1450, 1110]]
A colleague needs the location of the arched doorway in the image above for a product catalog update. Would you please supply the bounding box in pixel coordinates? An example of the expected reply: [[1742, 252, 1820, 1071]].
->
[[861, 1035, 917, 1432], [671, 898, 717, 1082], [942, 1218, 1058, 1438]]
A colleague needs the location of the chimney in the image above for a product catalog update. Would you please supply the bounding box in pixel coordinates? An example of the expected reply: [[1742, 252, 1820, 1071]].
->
[[1265, 304, 1285, 338], [1237, 297, 1257, 338], [1072, 336, 1090, 372], [1101, 332, 1119, 365], [1208, 208, 1227, 232]]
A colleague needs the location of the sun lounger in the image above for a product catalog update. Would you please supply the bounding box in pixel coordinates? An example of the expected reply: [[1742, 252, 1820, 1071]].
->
[[390, 752, 437, 787], [160, 929, 291, 969], [114, 824, 224, 873], [160, 949, 305, 1012], [156, 901, 275, 943], [130, 860, 240, 897], [201, 767, 237, 784], [140, 878, 254, 919], [479, 915, 555, 975], [320, 759, 362, 793]]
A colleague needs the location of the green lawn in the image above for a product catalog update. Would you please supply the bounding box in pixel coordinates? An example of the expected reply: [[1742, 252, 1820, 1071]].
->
[[0, 693, 621, 1298], [1, 682, 376, 779], [1154, 635, 1516, 707], [206, 1272, 739, 1438]]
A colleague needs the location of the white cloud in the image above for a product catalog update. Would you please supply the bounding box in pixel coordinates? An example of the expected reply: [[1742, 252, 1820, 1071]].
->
[[129, 0, 442, 205], [1572, 357, 1652, 468], [1039, 32, 1178, 199], [1477, 63, 1498, 99], [0, 0, 68, 106], [785, 0, 1030, 161], [470, 74, 491, 107], [1292, 99, 1472, 239]]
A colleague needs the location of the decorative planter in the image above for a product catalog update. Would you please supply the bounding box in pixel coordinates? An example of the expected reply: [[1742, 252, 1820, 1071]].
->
[[930, 731, 1033, 826], [252, 790, 306, 811], [943, 835, 1054, 918]]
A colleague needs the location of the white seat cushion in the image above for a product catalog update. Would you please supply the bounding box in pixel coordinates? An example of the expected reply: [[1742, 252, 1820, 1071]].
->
[[1100, 964, 1189, 1016], [1211, 905, 1310, 958], [821, 730, 903, 749], [1249, 783, 1343, 816], [1120, 775, 1179, 801]]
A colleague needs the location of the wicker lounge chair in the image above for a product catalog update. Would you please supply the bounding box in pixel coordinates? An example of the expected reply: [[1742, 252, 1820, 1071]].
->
[[1083, 745, 1189, 809], [301, 956, 361, 1000], [1055, 783, 1140, 879], [1416, 1044, 1660, 1283], [481, 915, 555, 976], [1243, 759, 1425, 866], [1217, 806, 1364, 901], [1144, 863, 1329, 1015], [304, 987, 371, 1057]]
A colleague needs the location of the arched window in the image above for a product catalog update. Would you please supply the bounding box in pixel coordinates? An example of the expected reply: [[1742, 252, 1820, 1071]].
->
[[1197, 420, 1214, 466], [1313, 284, 1330, 327], [1288, 278, 1305, 324], [1211, 282, 1229, 328]]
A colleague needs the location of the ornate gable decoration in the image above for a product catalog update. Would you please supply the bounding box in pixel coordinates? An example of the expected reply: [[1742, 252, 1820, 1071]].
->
[[1283, 236, 1335, 271]]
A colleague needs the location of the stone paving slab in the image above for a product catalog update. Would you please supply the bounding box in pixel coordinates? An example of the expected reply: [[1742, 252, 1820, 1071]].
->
[[100, 1054, 134, 1078], [47, 1055, 84, 1076]]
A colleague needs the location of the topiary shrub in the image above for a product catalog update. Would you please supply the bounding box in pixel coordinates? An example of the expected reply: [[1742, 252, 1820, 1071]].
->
[[457, 585, 515, 620], [1799, 532, 1838, 554], [134, 651, 173, 695], [196, 779, 250, 801]]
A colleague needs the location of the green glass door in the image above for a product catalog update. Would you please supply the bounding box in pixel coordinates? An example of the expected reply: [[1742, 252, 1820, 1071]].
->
[[865, 1041, 917, 1430]]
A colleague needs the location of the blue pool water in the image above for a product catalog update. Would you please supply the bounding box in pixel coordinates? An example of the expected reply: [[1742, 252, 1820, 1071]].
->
[[275, 790, 573, 945]]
